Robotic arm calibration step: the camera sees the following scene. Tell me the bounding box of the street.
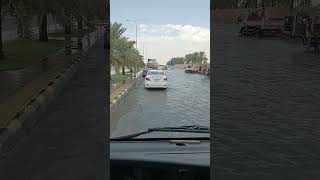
[111,69,210,138]
[212,17,320,179]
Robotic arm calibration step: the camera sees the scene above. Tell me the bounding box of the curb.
[0,54,84,153]
[110,71,143,110]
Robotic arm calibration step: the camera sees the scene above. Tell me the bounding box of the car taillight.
[145,77,150,81]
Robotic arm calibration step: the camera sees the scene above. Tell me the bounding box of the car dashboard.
[110,140,210,180]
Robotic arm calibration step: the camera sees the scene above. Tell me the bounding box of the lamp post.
[126,19,138,49]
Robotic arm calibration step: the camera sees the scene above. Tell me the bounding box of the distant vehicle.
[240,8,284,37]
[185,67,193,73]
[144,70,167,89]
[147,59,159,69]
[157,66,168,70]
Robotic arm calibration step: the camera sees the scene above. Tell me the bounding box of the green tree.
[111,22,144,76]
[171,57,185,64]
[183,51,208,65]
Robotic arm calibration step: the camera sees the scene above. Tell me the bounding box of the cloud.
[138,24,209,43]
[129,24,210,64]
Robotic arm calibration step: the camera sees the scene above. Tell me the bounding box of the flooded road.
[110,69,210,138]
[212,17,320,179]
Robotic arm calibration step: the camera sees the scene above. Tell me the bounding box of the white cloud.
[138,24,209,43]
[131,24,210,64]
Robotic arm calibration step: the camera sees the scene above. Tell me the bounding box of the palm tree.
[8,0,34,40]
[0,1,3,58]
[110,22,144,76]
[111,22,126,40]
[38,0,48,41]
[111,22,128,75]
[198,51,208,64]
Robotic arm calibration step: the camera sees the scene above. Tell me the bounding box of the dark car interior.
[111,160,209,180]
[110,136,209,180]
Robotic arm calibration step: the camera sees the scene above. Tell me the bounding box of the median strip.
[110,71,143,109]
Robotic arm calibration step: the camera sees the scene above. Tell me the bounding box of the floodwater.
[212,17,320,179]
[110,69,210,138]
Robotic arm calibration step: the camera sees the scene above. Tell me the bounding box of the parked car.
[144,70,167,89]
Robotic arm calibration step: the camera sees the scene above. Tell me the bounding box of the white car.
[144,70,167,89]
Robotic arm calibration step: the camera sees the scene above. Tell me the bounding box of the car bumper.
[144,82,167,88]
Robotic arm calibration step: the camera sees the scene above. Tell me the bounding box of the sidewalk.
[0,28,101,128]
[0,53,77,127]
[110,71,143,106]
[0,38,107,180]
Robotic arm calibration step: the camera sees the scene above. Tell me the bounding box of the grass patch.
[0,39,71,71]
[111,74,129,85]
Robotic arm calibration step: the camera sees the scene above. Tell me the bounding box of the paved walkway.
[0,39,108,180]
[0,54,75,127]
[0,29,102,128]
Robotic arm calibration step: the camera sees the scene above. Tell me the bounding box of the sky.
[110,0,210,65]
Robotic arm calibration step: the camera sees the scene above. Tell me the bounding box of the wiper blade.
[111,125,209,140]
[149,125,209,133]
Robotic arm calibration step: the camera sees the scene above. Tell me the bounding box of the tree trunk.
[65,24,71,34]
[289,0,294,16]
[0,1,3,59]
[65,10,72,34]
[78,17,83,30]
[122,66,125,75]
[115,66,120,74]
[39,13,48,42]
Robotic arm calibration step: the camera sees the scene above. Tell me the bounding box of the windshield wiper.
[111,125,209,140]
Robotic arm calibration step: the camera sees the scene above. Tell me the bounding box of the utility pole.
[142,43,144,61]
[135,22,138,49]
[126,19,141,50]
[145,48,148,63]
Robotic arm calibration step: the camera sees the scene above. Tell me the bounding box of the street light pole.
[142,43,144,61]
[146,48,148,63]
[135,22,138,49]
[126,19,139,50]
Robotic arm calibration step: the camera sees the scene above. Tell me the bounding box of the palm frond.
[9,0,34,40]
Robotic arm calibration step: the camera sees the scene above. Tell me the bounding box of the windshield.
[147,71,165,75]
[110,65,210,139]
[110,0,210,140]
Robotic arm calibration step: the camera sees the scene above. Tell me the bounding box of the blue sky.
[110,0,210,64]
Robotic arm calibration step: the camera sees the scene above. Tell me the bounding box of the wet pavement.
[212,17,320,179]
[110,69,210,138]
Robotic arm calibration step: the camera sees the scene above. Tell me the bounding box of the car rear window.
[148,71,164,75]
